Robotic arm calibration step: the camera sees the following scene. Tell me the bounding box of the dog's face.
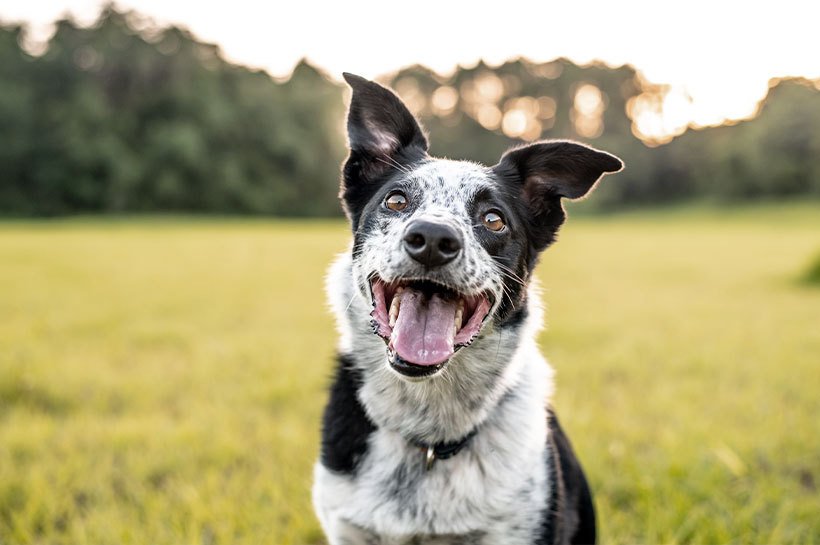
[340,73,622,381]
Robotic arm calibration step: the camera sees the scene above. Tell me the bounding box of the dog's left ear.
[493,140,623,250]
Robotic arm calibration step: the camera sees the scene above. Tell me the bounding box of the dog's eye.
[385,191,408,211]
[483,211,506,232]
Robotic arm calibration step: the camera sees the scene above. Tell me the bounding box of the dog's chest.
[314,424,549,545]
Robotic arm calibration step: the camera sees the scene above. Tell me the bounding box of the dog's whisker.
[373,155,405,174]
[383,155,411,174]
[375,154,411,175]
[496,269,527,289]
[343,290,359,313]
[499,284,516,309]
[490,259,529,287]
[491,265,527,291]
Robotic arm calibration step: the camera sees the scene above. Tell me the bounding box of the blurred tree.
[0,6,346,216]
[385,62,820,210]
[384,59,672,209]
[0,24,38,213]
[663,78,820,201]
[0,5,818,216]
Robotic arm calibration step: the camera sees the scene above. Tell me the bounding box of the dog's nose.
[403,220,462,267]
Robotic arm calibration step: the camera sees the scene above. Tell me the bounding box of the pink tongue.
[391,288,457,366]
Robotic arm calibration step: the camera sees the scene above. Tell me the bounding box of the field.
[1,204,819,544]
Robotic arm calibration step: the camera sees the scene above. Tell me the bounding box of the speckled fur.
[313,74,620,545]
[352,160,505,307]
[314,158,554,544]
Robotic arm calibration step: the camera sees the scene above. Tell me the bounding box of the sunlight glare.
[476,104,502,130]
[394,77,426,115]
[474,72,504,104]
[431,86,459,116]
[502,109,527,137]
[572,84,604,138]
[536,96,557,119]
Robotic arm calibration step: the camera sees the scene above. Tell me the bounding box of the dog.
[313,73,623,545]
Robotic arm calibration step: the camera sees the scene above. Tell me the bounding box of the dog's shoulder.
[537,410,597,545]
[320,354,376,474]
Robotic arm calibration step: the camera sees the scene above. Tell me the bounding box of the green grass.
[802,253,820,285]
[1,205,819,544]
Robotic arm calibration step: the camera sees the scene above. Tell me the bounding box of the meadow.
[1,204,818,544]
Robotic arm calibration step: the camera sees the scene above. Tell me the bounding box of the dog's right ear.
[493,140,623,253]
[341,73,428,227]
[343,73,428,165]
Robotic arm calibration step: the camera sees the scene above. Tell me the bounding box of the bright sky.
[1,0,818,137]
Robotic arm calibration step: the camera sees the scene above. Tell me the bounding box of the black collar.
[410,429,479,470]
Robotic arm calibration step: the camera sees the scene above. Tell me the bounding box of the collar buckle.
[414,428,479,471]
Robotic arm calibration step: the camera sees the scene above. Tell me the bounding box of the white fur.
[314,159,558,544]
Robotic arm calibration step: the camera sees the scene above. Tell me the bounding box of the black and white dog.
[313,73,623,545]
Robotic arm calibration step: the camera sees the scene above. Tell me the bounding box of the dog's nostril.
[438,237,460,256]
[404,232,426,250]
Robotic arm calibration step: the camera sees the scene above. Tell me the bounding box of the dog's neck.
[327,253,552,444]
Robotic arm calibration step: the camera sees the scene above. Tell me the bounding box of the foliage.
[1,206,819,543]
[659,79,820,202]
[0,6,819,216]
[802,251,820,285]
[0,8,346,216]
[383,65,820,210]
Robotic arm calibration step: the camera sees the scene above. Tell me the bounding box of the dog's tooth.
[389,291,402,327]
[453,299,465,335]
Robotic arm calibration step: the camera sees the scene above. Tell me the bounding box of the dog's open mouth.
[369,276,492,371]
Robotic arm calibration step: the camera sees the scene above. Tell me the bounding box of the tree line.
[1,6,818,216]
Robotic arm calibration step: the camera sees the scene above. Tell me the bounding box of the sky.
[1,0,818,137]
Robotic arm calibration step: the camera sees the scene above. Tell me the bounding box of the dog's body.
[313,74,622,545]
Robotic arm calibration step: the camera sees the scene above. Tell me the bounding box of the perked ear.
[492,140,623,251]
[342,73,428,177]
[493,140,623,200]
[340,73,429,229]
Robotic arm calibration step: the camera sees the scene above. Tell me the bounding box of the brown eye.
[385,191,408,211]
[483,211,505,232]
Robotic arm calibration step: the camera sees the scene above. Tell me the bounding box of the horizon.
[1,0,818,140]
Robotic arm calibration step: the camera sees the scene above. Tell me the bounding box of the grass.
[802,252,820,285]
[0,204,818,544]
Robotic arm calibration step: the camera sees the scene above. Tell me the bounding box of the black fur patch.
[467,181,550,324]
[536,410,597,545]
[343,147,428,232]
[341,73,429,231]
[320,354,376,474]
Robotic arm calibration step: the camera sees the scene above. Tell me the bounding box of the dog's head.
[340,73,622,381]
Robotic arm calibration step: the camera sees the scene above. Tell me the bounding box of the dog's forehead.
[408,159,493,206]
